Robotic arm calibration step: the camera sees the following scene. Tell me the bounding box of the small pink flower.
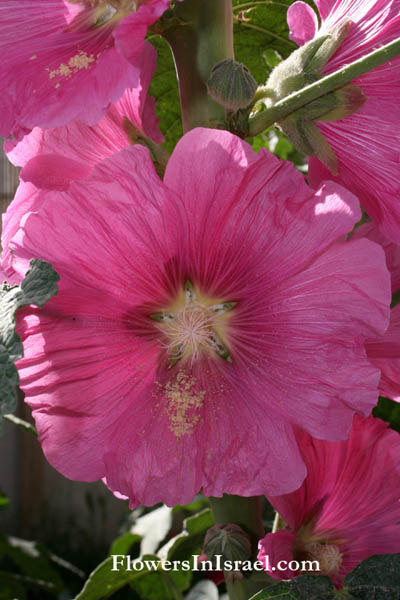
[258,415,400,587]
[287,0,400,242]
[0,0,174,138]
[6,129,390,507]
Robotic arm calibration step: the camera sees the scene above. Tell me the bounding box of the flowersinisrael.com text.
[111,554,320,574]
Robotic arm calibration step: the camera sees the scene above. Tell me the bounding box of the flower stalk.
[248,36,400,136]
[162,0,234,131]
[209,495,270,599]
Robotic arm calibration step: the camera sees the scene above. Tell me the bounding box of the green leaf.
[109,532,142,557]
[344,554,400,599]
[249,574,336,599]
[148,34,182,153]
[157,509,214,594]
[0,572,27,600]
[75,554,161,600]
[131,569,183,600]
[233,0,298,85]
[0,534,64,594]
[159,509,213,562]
[0,492,9,511]
[373,397,400,433]
[185,509,214,536]
[0,259,59,424]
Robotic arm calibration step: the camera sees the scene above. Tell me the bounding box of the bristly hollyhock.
[1,53,163,277]
[0,0,179,139]
[286,0,400,242]
[5,129,390,507]
[258,415,400,587]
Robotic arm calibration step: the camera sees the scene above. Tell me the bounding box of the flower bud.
[207,59,257,111]
[258,20,366,173]
[203,523,252,567]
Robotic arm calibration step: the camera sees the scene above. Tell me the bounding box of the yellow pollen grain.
[48,51,95,80]
[164,371,205,438]
[30,54,37,61]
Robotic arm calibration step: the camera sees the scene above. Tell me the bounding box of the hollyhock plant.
[0,0,179,139]
[258,414,400,587]
[286,0,400,242]
[4,128,391,507]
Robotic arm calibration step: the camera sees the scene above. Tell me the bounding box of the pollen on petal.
[48,51,95,80]
[161,371,205,438]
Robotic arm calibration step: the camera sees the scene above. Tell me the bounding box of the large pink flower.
[6,129,390,507]
[0,0,174,138]
[258,415,400,587]
[287,0,400,242]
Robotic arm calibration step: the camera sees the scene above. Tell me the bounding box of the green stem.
[163,0,234,132]
[248,36,400,136]
[209,495,266,600]
[209,495,264,547]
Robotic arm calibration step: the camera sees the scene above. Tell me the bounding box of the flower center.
[68,0,136,27]
[297,540,343,577]
[151,281,236,368]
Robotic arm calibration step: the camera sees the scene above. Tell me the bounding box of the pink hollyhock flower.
[352,223,400,401]
[5,129,390,507]
[1,47,162,275]
[0,0,177,138]
[258,415,400,587]
[286,0,400,242]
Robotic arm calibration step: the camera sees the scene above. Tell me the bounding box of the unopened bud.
[203,523,252,566]
[258,19,364,173]
[207,59,257,111]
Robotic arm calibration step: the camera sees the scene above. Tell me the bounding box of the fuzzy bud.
[203,523,252,567]
[259,19,366,173]
[207,59,257,111]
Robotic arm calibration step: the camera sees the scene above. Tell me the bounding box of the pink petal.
[366,304,400,402]
[313,0,336,20]
[0,0,167,136]
[4,42,162,172]
[266,415,400,586]
[352,222,400,294]
[20,155,91,191]
[287,2,319,46]
[306,0,400,241]
[257,530,297,580]
[104,360,306,507]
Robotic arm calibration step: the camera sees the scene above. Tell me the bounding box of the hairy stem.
[209,495,269,600]
[163,0,234,132]
[248,37,400,136]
